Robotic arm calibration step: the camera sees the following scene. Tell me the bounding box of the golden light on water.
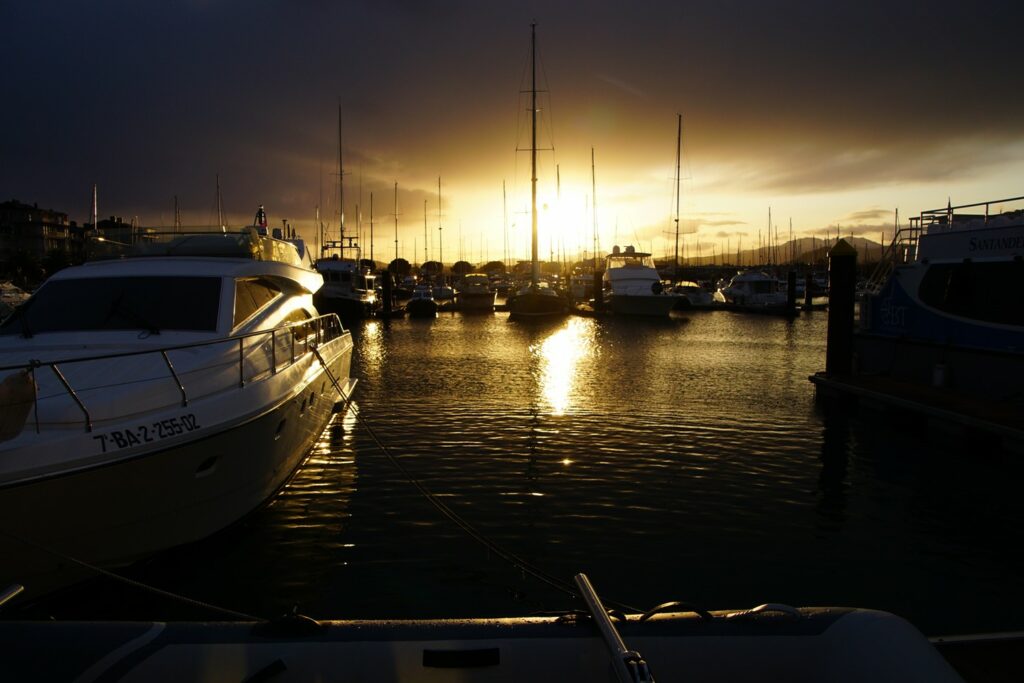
[535,318,594,416]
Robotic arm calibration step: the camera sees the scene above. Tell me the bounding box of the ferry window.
[918,261,1024,325]
[0,276,221,335]
[234,277,281,327]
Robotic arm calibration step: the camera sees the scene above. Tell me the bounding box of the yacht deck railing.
[0,314,347,435]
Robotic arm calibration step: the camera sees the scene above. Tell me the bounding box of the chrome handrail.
[3,314,346,434]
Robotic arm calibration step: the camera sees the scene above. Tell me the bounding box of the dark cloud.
[2,0,1022,249]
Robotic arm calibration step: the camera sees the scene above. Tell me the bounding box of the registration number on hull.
[92,414,201,453]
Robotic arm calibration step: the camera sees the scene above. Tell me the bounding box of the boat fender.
[650,281,663,294]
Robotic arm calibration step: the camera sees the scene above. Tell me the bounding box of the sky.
[3,0,1023,265]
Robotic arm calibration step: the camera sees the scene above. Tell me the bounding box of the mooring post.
[804,272,814,309]
[382,271,393,314]
[826,239,857,377]
[593,269,604,310]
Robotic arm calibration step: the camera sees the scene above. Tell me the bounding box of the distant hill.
[660,236,885,268]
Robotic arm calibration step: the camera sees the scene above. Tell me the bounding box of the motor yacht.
[314,254,378,320]
[405,285,439,318]
[454,273,495,312]
[602,245,677,317]
[713,270,789,308]
[0,226,356,595]
[671,280,715,310]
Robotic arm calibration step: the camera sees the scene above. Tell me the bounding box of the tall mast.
[369,192,374,263]
[502,179,508,269]
[393,181,399,262]
[437,176,443,270]
[423,199,428,265]
[338,104,345,243]
[530,22,539,286]
[674,113,682,282]
[591,147,598,269]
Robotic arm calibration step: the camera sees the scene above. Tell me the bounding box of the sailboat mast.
[423,200,428,265]
[502,179,508,270]
[674,113,681,282]
[369,192,374,263]
[530,22,539,287]
[591,147,597,269]
[437,176,443,270]
[338,104,345,243]
[393,181,399,262]
[216,173,224,229]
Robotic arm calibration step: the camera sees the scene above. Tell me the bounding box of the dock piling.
[825,240,857,377]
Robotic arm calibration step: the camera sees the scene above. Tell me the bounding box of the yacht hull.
[0,343,353,597]
[607,294,678,317]
[507,290,568,318]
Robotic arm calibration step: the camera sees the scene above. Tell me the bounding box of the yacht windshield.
[0,276,222,336]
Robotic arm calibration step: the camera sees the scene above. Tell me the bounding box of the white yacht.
[454,273,495,312]
[602,245,677,316]
[672,280,716,310]
[714,270,789,308]
[0,227,356,595]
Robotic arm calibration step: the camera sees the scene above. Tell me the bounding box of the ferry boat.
[602,245,677,317]
[857,195,1024,398]
[0,226,356,596]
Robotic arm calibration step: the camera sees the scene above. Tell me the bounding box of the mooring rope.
[0,528,260,621]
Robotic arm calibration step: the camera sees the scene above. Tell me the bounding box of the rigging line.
[312,347,642,614]
[0,527,261,621]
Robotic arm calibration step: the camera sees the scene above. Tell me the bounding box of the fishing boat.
[852,195,1024,400]
[507,24,569,320]
[602,245,678,317]
[405,285,438,318]
[0,573,966,682]
[455,273,496,312]
[0,224,356,596]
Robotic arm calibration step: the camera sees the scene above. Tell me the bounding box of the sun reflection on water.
[534,317,594,416]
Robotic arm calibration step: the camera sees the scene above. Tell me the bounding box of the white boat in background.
[405,284,438,318]
[0,225,356,596]
[602,245,678,317]
[455,273,495,312]
[714,270,789,307]
[671,280,715,310]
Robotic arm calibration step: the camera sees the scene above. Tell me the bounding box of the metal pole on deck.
[826,239,857,377]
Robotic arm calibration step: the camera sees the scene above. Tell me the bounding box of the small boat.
[405,285,438,318]
[714,270,789,309]
[455,273,496,312]
[602,245,678,317]
[0,574,966,682]
[0,224,356,596]
[671,280,715,310]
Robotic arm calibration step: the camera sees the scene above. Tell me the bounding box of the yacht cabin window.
[233,277,282,328]
[0,276,222,335]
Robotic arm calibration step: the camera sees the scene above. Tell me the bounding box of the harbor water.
[14,309,1024,636]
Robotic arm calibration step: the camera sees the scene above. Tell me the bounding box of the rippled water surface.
[20,309,1024,635]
